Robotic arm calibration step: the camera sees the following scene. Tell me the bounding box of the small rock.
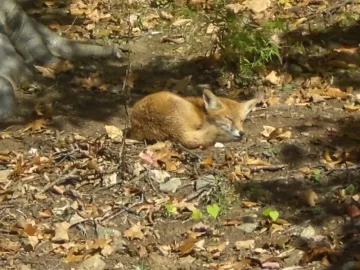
[159,178,182,193]
[235,239,255,250]
[114,262,125,269]
[0,169,11,181]
[77,255,106,270]
[237,222,258,233]
[243,0,271,13]
[311,94,325,103]
[214,142,225,148]
[300,225,315,240]
[195,174,216,190]
[148,169,170,183]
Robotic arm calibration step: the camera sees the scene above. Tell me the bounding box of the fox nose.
[236,130,245,137]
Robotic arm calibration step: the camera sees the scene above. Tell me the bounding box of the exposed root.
[0,0,123,118]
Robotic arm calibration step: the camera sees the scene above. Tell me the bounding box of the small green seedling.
[313,169,321,182]
[262,207,279,222]
[165,203,177,215]
[206,204,220,219]
[191,208,203,220]
[345,184,356,195]
[133,260,149,270]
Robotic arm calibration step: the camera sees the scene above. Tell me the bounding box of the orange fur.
[128,90,259,149]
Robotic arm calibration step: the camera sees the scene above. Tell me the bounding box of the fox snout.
[230,129,245,138]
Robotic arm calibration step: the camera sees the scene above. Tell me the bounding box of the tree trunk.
[0,0,122,118]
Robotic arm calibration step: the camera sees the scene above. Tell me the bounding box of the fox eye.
[225,117,233,123]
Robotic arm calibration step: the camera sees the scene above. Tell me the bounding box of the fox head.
[203,89,260,140]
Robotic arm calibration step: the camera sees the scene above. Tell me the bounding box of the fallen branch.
[100,198,144,223]
[36,169,79,195]
[250,164,287,172]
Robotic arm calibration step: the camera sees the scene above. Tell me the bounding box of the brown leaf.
[223,219,243,226]
[52,222,70,243]
[124,222,144,240]
[201,156,213,168]
[301,189,319,207]
[266,96,280,106]
[34,65,56,79]
[241,201,259,208]
[344,203,360,218]
[246,157,271,166]
[139,141,181,171]
[300,247,336,265]
[235,239,255,250]
[22,118,48,132]
[178,237,195,256]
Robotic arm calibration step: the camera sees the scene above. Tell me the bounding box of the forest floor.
[1,0,360,269]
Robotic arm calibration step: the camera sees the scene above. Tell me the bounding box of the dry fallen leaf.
[139,141,181,171]
[22,118,48,132]
[266,96,280,106]
[235,239,255,250]
[172,19,192,27]
[265,71,281,85]
[52,221,71,243]
[105,125,123,140]
[246,157,271,166]
[301,189,319,207]
[243,0,271,13]
[124,222,144,240]
[178,237,195,256]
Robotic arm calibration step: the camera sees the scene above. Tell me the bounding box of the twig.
[250,164,287,172]
[117,7,133,172]
[326,165,360,175]
[177,143,202,160]
[92,171,147,193]
[100,197,144,223]
[301,0,355,24]
[36,169,78,195]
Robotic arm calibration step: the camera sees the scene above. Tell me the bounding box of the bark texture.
[0,0,122,118]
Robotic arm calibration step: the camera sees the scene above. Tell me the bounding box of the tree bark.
[0,0,122,118]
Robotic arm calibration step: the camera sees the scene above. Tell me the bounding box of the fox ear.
[203,90,223,111]
[240,98,258,119]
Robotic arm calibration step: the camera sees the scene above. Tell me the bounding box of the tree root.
[0,0,124,118]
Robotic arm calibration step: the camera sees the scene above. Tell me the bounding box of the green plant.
[345,184,356,195]
[206,203,220,219]
[133,260,150,270]
[192,208,203,220]
[262,207,280,222]
[174,6,197,19]
[214,4,285,84]
[312,168,321,183]
[165,203,177,216]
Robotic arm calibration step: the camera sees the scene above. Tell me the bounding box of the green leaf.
[206,204,220,219]
[165,203,176,214]
[269,210,279,221]
[262,207,274,216]
[191,208,203,220]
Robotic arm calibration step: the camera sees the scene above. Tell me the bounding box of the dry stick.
[36,168,78,195]
[93,171,147,193]
[250,164,287,172]
[177,143,202,160]
[100,199,144,223]
[118,9,133,172]
[301,0,355,23]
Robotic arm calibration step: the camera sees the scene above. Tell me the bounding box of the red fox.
[128,90,262,149]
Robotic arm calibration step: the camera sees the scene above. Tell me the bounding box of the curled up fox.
[128,89,262,149]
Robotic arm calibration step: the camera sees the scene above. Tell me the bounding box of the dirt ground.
[1,1,360,270]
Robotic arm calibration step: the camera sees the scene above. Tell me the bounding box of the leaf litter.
[1,0,360,269]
